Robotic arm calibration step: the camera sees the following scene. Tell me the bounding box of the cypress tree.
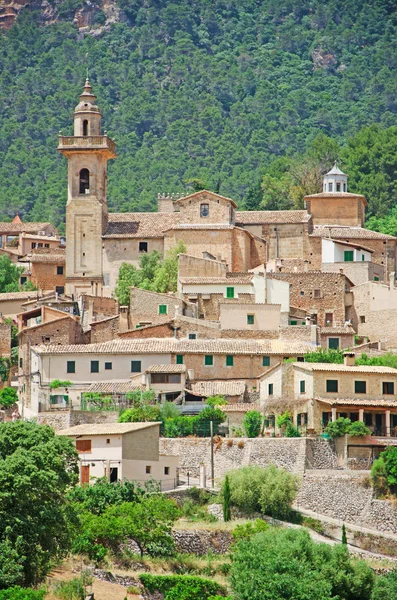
[223,474,231,522]
[341,523,347,545]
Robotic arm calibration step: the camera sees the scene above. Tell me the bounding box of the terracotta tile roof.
[323,239,374,253]
[164,224,235,231]
[174,190,238,208]
[0,222,52,234]
[320,326,355,335]
[305,192,366,201]
[180,276,253,285]
[235,210,310,225]
[317,397,397,408]
[27,253,66,264]
[311,226,396,241]
[0,291,40,302]
[104,212,180,238]
[294,363,397,374]
[146,364,186,373]
[87,381,141,393]
[57,422,161,436]
[221,402,260,412]
[189,380,246,397]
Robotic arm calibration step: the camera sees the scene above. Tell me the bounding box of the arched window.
[79,169,90,194]
[82,120,88,136]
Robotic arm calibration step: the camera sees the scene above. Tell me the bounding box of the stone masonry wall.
[90,316,120,343]
[31,262,65,292]
[38,410,118,431]
[0,323,11,357]
[159,437,307,478]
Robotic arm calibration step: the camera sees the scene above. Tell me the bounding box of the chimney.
[119,305,130,332]
[157,193,175,213]
[339,268,344,275]
[343,351,355,367]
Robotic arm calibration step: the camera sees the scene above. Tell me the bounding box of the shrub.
[348,421,371,437]
[232,519,269,541]
[206,395,227,407]
[342,523,347,545]
[54,573,92,600]
[118,404,160,422]
[371,457,389,496]
[303,348,344,363]
[276,411,292,430]
[160,402,180,421]
[232,426,244,437]
[49,379,72,390]
[325,417,351,438]
[139,574,226,600]
[0,387,18,408]
[371,446,397,495]
[285,422,301,437]
[243,410,262,438]
[126,585,141,594]
[0,589,46,600]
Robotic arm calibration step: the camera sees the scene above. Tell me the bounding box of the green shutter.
[247,314,254,325]
[328,338,340,349]
[159,304,167,315]
[290,320,297,326]
[226,355,234,366]
[176,354,184,365]
[300,380,305,393]
[344,250,354,262]
[226,287,235,298]
[263,356,270,367]
[204,355,213,366]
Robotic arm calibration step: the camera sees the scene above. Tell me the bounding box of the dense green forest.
[2,0,397,231]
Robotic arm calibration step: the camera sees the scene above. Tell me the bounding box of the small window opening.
[79,168,90,194]
[200,203,209,217]
[83,120,88,136]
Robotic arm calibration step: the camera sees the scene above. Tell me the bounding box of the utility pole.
[210,420,214,488]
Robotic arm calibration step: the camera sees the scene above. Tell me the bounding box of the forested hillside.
[2,0,397,230]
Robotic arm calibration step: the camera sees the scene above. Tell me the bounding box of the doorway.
[81,465,89,486]
[110,467,118,483]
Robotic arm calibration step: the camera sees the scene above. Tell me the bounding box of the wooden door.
[81,465,90,486]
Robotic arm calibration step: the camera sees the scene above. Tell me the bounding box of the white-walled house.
[57,422,179,489]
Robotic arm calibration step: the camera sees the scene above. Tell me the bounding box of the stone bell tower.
[58,79,116,297]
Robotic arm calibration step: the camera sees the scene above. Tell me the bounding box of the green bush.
[222,474,231,522]
[243,410,262,438]
[54,573,92,600]
[285,422,301,437]
[206,395,227,407]
[276,411,292,430]
[0,387,18,408]
[371,446,397,495]
[139,574,226,599]
[325,417,351,438]
[0,589,46,600]
[348,421,371,437]
[303,348,345,363]
[232,519,269,541]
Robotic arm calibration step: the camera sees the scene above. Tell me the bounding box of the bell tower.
[58,79,116,297]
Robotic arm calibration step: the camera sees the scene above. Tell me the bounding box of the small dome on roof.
[326,162,346,176]
[323,162,348,193]
[74,79,100,114]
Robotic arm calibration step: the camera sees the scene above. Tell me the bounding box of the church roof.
[235,210,310,225]
[104,212,180,238]
[311,226,396,241]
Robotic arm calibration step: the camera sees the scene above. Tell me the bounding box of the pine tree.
[341,523,347,545]
[223,474,231,522]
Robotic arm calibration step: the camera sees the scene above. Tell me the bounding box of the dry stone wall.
[38,409,118,431]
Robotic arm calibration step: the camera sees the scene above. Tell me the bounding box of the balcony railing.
[58,135,116,155]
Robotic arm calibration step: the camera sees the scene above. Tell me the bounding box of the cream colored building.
[57,422,179,489]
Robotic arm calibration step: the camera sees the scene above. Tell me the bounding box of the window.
[83,119,88,136]
[55,286,64,295]
[374,276,380,282]
[105,362,112,370]
[313,289,321,298]
[336,182,341,192]
[247,314,254,325]
[76,439,91,452]
[355,381,366,394]
[300,291,304,296]
[362,254,365,261]
[226,355,234,366]
[364,413,373,426]
[328,338,340,350]
[188,333,196,339]
[19,357,23,368]
[164,467,169,475]
[297,356,304,362]
[204,355,213,366]
[131,360,141,373]
[20,276,27,285]
[326,380,338,393]
[344,250,354,262]
[290,320,298,326]
[300,380,305,394]
[383,382,395,395]
[79,168,90,194]
[325,313,333,325]
[263,356,270,367]
[106,438,110,444]
[139,241,148,253]
[343,183,347,192]
[90,360,99,373]
[328,182,333,192]
[67,361,75,374]
[200,203,209,217]
[268,383,274,395]
[226,287,235,298]
[57,266,64,275]
[176,354,184,364]
[360,315,366,324]
[151,373,181,384]
[158,304,168,315]
[146,466,151,474]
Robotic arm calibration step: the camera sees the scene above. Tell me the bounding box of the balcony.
[57,135,116,157]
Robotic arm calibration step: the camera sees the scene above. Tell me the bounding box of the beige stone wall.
[231,228,251,271]
[219,303,281,331]
[119,323,174,339]
[320,332,354,349]
[311,369,397,400]
[176,192,233,225]
[178,254,227,279]
[122,425,160,461]
[31,262,65,292]
[164,229,233,269]
[90,317,119,343]
[102,237,165,292]
[322,262,384,285]
[0,323,11,357]
[262,223,309,260]
[81,294,118,318]
[270,272,348,326]
[307,195,364,227]
[349,282,397,348]
[250,235,267,269]
[130,288,186,326]
[187,293,255,321]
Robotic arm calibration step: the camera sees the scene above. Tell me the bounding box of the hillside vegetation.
[2,1,397,230]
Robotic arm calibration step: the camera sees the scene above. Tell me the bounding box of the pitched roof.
[87,381,142,394]
[147,364,186,373]
[174,190,238,208]
[221,402,260,412]
[189,380,246,397]
[34,338,312,356]
[236,210,310,225]
[104,212,180,238]
[57,422,161,436]
[164,224,235,231]
[293,363,397,374]
[323,238,374,253]
[311,226,396,241]
[180,275,253,285]
[0,222,52,234]
[320,326,355,335]
[0,291,39,302]
[27,253,66,264]
[317,397,397,408]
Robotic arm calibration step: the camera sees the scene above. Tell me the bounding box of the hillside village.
[4,80,397,598]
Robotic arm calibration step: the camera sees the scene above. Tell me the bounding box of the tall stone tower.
[58,79,116,297]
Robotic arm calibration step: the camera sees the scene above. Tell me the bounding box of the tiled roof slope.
[57,422,161,436]
[294,363,397,374]
[318,397,397,407]
[0,291,39,301]
[0,222,52,234]
[180,276,253,285]
[235,210,310,224]
[104,212,180,238]
[147,364,186,373]
[35,338,312,355]
[311,226,396,241]
[190,380,246,397]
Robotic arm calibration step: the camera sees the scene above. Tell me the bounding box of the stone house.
[129,287,195,328]
[0,291,43,319]
[20,248,66,293]
[260,353,397,437]
[0,215,58,255]
[144,364,187,402]
[27,337,313,416]
[320,238,384,285]
[57,422,179,489]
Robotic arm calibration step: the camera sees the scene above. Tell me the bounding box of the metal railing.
[58,135,116,154]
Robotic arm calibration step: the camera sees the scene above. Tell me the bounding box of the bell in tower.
[58,80,117,298]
